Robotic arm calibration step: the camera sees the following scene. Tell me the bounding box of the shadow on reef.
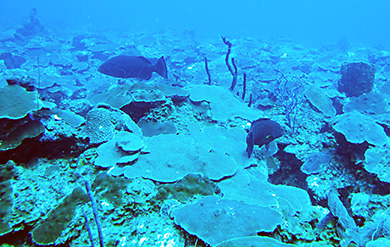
[0,232,71,247]
[0,226,35,247]
[334,131,390,196]
[0,225,70,247]
[0,135,87,165]
[268,143,308,190]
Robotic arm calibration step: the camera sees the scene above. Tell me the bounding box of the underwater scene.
[1,0,390,246]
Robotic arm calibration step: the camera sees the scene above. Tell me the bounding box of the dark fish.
[98,55,168,80]
[246,118,283,158]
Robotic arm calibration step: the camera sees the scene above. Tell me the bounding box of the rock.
[0,52,26,69]
[91,173,129,207]
[0,180,13,237]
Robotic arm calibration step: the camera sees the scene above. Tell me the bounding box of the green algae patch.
[32,187,89,245]
[157,174,219,202]
[92,172,129,207]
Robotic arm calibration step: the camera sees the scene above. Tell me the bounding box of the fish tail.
[155,56,168,79]
[246,131,254,158]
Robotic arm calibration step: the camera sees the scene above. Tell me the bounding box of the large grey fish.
[98,55,168,80]
[246,118,283,158]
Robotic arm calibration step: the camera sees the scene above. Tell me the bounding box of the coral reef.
[2,24,390,247]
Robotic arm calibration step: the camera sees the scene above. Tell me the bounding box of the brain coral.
[80,104,142,144]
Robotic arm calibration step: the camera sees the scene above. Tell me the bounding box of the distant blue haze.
[0,0,389,47]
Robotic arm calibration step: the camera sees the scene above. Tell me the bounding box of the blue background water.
[1,0,389,47]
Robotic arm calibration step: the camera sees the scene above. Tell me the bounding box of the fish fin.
[136,56,152,64]
[246,131,254,158]
[155,56,168,79]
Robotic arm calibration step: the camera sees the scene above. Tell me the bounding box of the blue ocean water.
[1,1,390,247]
[1,0,389,46]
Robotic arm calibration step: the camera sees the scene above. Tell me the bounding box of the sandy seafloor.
[1,18,390,247]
